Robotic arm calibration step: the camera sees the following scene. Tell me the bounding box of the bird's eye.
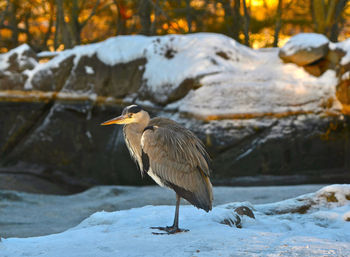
[128,114,133,118]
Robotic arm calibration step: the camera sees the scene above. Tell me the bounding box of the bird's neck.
[123,120,149,166]
[125,122,147,134]
[125,114,150,133]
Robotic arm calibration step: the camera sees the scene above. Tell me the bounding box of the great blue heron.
[101,105,213,234]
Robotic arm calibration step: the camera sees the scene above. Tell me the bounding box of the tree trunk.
[312,0,342,38]
[24,12,32,47]
[273,0,283,47]
[242,0,250,46]
[42,0,55,51]
[185,0,192,33]
[70,0,81,46]
[139,0,152,35]
[114,0,127,35]
[55,0,72,49]
[232,0,241,42]
[9,0,19,48]
[330,0,348,42]
[151,0,160,34]
[221,0,233,37]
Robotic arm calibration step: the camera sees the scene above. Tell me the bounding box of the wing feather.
[141,118,213,211]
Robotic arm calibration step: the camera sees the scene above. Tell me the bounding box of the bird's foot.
[150,226,189,235]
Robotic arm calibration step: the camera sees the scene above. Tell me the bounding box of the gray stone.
[62,54,146,98]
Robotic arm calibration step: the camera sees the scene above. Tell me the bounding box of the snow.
[330,38,350,65]
[1,184,325,238]
[84,65,94,74]
[1,185,349,256]
[37,51,59,58]
[174,49,341,119]
[280,33,329,56]
[141,33,255,103]
[0,44,35,71]
[342,71,350,80]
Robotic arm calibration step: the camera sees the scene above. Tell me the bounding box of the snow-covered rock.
[329,38,350,114]
[1,184,349,257]
[0,44,38,90]
[279,33,329,66]
[331,38,350,66]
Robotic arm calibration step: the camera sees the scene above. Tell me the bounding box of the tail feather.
[166,169,213,212]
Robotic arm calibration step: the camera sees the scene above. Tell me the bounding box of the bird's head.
[101,105,149,126]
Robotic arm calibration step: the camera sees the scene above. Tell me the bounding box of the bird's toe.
[150,226,189,235]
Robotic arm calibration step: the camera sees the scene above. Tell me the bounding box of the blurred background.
[0,0,349,52]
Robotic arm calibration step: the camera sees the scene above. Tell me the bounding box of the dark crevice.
[1,100,55,163]
[218,119,279,156]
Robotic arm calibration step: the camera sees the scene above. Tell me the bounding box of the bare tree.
[232,0,241,42]
[220,0,234,37]
[139,0,152,35]
[185,0,193,32]
[69,0,101,46]
[330,0,348,41]
[54,0,71,49]
[113,0,128,35]
[273,0,283,47]
[9,0,19,47]
[242,0,250,46]
[150,0,161,34]
[311,0,348,40]
[42,0,55,50]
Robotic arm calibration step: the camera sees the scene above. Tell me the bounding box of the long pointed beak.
[101,115,128,126]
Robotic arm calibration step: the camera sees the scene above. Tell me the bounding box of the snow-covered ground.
[0,184,326,238]
[1,185,349,257]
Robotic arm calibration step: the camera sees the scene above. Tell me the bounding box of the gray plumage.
[102,104,213,233]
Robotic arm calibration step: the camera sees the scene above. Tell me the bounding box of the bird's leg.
[151,194,189,235]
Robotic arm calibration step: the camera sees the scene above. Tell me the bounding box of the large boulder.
[279,33,329,66]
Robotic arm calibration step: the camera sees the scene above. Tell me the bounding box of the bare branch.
[81,0,101,29]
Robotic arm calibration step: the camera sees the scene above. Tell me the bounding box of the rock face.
[0,33,350,194]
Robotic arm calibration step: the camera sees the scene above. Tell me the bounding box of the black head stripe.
[122,105,142,115]
[128,105,142,114]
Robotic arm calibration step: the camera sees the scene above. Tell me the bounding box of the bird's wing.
[141,118,212,211]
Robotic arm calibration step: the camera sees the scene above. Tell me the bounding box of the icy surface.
[1,185,349,256]
[280,33,329,56]
[0,185,325,238]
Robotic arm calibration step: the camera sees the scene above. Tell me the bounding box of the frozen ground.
[1,185,350,256]
[0,184,325,238]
